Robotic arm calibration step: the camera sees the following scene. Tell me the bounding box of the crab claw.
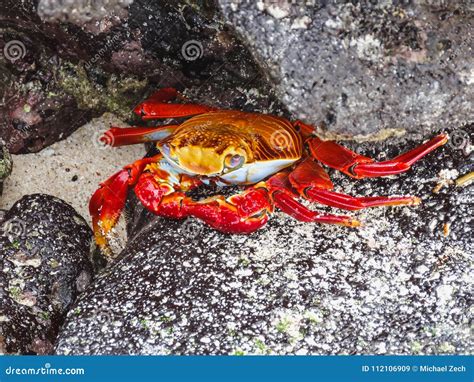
[183,187,273,234]
[89,169,131,256]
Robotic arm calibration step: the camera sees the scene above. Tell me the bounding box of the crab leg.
[134,87,216,120]
[272,190,361,226]
[91,156,269,252]
[293,120,317,139]
[266,172,360,227]
[101,125,178,147]
[89,169,131,252]
[89,155,169,255]
[307,133,448,178]
[288,158,420,211]
[304,189,420,211]
[137,172,359,233]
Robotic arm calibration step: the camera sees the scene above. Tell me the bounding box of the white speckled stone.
[1,194,94,354]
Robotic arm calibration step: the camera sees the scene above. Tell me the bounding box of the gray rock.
[0,194,94,354]
[55,126,472,355]
[38,0,133,32]
[2,0,472,153]
[219,1,474,137]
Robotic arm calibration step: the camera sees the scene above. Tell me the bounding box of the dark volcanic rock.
[0,0,282,153]
[55,126,472,355]
[0,194,94,354]
[0,0,101,153]
[219,1,474,138]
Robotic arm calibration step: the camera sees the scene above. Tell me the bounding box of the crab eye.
[225,154,244,169]
[161,144,178,161]
[161,144,171,156]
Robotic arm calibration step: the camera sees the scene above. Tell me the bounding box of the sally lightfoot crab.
[90,88,448,254]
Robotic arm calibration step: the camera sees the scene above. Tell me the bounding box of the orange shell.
[163,110,303,163]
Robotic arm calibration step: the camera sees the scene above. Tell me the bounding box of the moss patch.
[58,62,147,120]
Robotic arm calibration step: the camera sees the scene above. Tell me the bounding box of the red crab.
[90,88,448,254]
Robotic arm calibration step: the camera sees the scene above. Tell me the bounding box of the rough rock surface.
[0,0,99,153]
[37,0,133,30]
[0,194,94,354]
[2,1,472,153]
[55,126,472,355]
[219,1,474,137]
[0,141,12,195]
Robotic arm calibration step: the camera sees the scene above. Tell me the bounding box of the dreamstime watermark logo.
[2,40,26,63]
[91,306,114,325]
[4,363,85,376]
[270,129,293,151]
[1,217,27,241]
[353,142,370,157]
[84,34,122,69]
[181,218,203,238]
[181,40,203,61]
[448,129,470,151]
[92,129,114,150]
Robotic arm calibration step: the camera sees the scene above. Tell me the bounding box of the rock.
[2,1,472,152]
[37,0,133,34]
[0,0,100,154]
[219,1,474,138]
[0,0,282,153]
[0,142,13,196]
[55,126,472,355]
[0,194,94,354]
